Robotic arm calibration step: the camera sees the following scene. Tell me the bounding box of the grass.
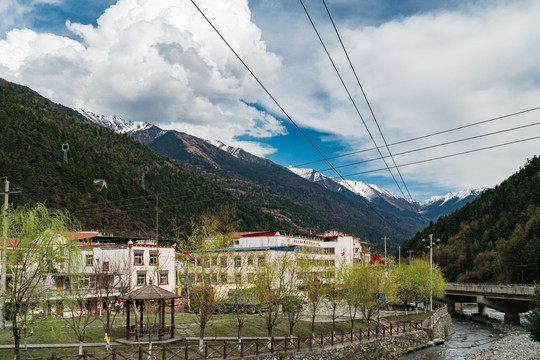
[0,311,425,359]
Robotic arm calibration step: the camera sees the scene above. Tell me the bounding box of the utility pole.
[423,234,440,312]
[0,178,20,329]
[398,246,401,264]
[383,236,387,260]
[406,249,413,265]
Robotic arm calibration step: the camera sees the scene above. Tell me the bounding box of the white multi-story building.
[183,229,371,299]
[236,229,371,266]
[48,231,177,314]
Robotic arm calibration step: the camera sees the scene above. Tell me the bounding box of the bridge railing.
[447,283,537,296]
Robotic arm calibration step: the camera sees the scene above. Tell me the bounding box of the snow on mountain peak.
[77,109,152,134]
[421,188,487,206]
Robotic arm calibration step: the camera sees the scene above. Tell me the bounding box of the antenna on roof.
[61,144,70,163]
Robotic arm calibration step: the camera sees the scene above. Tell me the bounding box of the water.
[402,304,504,360]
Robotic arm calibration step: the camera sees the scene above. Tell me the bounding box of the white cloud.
[1,0,540,195]
[251,0,540,195]
[0,0,286,150]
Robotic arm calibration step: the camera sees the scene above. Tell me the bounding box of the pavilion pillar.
[159,300,164,341]
[126,300,131,340]
[171,299,175,338]
[140,301,144,332]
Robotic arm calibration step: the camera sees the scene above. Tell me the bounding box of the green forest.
[0,78,281,238]
[403,156,540,284]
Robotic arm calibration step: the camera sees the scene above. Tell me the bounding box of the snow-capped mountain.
[288,166,486,221]
[80,109,485,227]
[77,109,152,134]
[209,140,276,168]
[77,109,164,144]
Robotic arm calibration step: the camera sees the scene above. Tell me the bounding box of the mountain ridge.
[78,109,484,248]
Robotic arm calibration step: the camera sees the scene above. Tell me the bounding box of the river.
[402,304,509,360]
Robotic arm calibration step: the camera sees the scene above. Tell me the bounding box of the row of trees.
[179,215,447,349]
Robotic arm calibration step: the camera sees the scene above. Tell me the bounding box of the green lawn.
[0,311,424,359]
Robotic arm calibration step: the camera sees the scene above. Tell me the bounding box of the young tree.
[526,287,540,342]
[296,249,325,337]
[342,264,364,331]
[228,251,259,344]
[391,263,414,315]
[392,259,446,314]
[253,250,294,339]
[322,282,343,335]
[5,204,79,359]
[180,213,233,350]
[356,264,380,326]
[280,254,301,337]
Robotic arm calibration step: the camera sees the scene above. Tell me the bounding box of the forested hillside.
[0,79,280,237]
[403,156,540,283]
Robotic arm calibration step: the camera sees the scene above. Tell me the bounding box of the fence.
[18,321,422,360]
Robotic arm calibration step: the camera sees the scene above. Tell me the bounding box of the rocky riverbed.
[465,323,540,360]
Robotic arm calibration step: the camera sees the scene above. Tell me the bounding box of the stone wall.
[239,331,429,360]
[431,312,454,339]
[422,302,454,339]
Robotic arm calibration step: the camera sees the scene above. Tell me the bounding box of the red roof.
[238,231,279,238]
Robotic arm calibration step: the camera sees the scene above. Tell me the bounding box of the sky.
[1,0,539,200]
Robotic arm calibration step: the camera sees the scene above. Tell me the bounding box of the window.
[247,257,253,265]
[204,259,210,268]
[159,271,169,285]
[235,257,241,267]
[75,276,96,289]
[149,251,158,266]
[258,256,265,266]
[102,261,110,272]
[235,274,241,283]
[212,274,218,283]
[221,274,227,283]
[197,258,202,267]
[137,271,147,286]
[220,257,227,267]
[86,254,93,266]
[134,250,144,265]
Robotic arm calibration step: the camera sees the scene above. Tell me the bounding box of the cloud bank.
[1,0,539,196]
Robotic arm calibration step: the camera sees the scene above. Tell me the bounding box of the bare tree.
[94,256,130,350]
[61,273,98,355]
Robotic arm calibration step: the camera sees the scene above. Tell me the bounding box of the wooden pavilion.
[122,283,180,341]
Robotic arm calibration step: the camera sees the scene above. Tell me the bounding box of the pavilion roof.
[122,283,179,300]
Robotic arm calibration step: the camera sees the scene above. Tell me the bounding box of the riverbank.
[464,318,540,359]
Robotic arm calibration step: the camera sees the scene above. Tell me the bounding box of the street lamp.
[422,234,439,311]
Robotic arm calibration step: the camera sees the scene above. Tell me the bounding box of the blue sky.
[1,0,540,200]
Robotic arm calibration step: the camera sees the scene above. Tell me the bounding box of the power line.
[189,0,389,223]
[313,120,540,173]
[295,105,540,168]
[319,0,418,210]
[338,134,540,178]
[297,0,409,203]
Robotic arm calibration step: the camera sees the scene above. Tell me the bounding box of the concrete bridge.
[442,283,537,325]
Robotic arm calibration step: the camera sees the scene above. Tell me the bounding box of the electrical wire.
[319,0,418,210]
[295,105,540,168]
[313,120,540,173]
[298,0,408,201]
[338,134,540,178]
[189,0,389,223]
